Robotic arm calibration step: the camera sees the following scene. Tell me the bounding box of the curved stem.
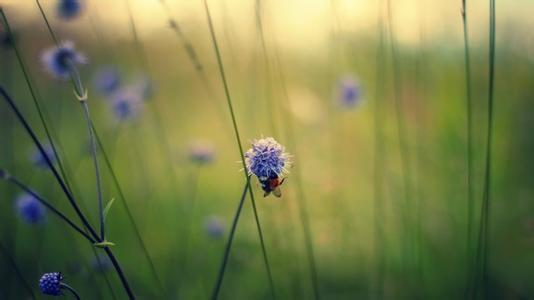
[202,1,276,298]
[3,175,95,243]
[81,101,105,241]
[103,247,136,299]
[0,86,99,241]
[61,283,80,300]
[211,180,249,300]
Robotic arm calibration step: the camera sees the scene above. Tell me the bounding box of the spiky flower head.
[57,0,84,20]
[337,76,362,108]
[244,137,290,180]
[31,144,56,168]
[41,41,86,79]
[15,193,46,224]
[110,88,143,121]
[188,140,216,165]
[93,66,121,96]
[39,272,63,296]
[204,216,225,239]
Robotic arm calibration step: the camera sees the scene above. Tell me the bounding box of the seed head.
[39,272,63,296]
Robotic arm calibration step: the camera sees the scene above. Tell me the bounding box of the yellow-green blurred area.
[1,0,534,299]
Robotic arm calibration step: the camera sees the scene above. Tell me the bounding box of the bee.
[260,175,286,198]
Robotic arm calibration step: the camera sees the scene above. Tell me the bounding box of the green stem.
[272,50,321,300]
[0,241,36,299]
[211,180,249,299]
[461,0,476,297]
[3,174,96,243]
[474,0,496,298]
[60,283,80,300]
[202,0,276,298]
[373,1,386,298]
[385,0,414,280]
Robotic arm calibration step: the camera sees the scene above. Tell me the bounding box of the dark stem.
[81,101,105,241]
[91,123,165,295]
[211,180,249,300]
[3,175,95,243]
[0,9,72,193]
[0,242,36,299]
[103,247,136,299]
[0,86,99,241]
[61,283,80,300]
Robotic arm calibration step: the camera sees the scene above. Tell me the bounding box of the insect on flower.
[244,137,291,198]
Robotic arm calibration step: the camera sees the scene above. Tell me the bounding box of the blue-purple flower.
[188,141,216,165]
[57,0,84,20]
[41,41,86,79]
[39,272,63,296]
[205,216,225,239]
[244,137,290,180]
[31,144,56,168]
[337,76,362,108]
[93,66,121,96]
[15,193,46,224]
[110,88,143,121]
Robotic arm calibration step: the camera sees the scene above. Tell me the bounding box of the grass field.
[1,0,534,299]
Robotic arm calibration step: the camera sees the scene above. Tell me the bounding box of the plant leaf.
[103,197,115,222]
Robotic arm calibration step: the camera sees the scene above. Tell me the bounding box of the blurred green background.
[1,0,534,299]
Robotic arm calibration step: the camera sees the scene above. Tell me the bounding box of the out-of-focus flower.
[93,66,121,96]
[15,193,46,224]
[204,216,225,239]
[31,144,56,168]
[110,88,143,121]
[57,0,84,20]
[39,272,63,296]
[244,137,290,180]
[132,74,153,101]
[41,41,86,79]
[336,76,362,108]
[188,140,216,165]
[91,254,112,273]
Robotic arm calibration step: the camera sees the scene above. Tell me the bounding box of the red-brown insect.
[260,176,286,198]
